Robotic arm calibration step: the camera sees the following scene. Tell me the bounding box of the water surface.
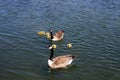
[0,0,120,80]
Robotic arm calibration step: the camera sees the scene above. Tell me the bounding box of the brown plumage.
[52,30,65,41]
[49,55,75,69]
[48,46,75,69]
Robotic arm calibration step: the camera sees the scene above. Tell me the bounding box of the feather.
[52,30,65,41]
[48,54,75,69]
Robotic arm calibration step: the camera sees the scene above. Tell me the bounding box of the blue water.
[0,0,120,80]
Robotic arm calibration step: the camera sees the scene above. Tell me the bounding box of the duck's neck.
[49,48,54,60]
[50,31,53,44]
[50,31,53,39]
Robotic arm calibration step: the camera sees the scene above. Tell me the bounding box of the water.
[0,0,120,80]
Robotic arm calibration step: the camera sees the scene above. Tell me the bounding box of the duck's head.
[49,29,53,32]
[48,44,57,49]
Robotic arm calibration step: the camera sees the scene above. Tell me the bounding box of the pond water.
[0,0,120,80]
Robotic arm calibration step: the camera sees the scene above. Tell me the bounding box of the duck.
[67,43,72,48]
[37,31,45,36]
[49,30,65,41]
[48,45,75,69]
[45,32,51,39]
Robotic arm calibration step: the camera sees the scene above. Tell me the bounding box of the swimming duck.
[37,31,45,36]
[48,45,75,69]
[67,43,72,48]
[50,30,65,41]
[45,32,51,39]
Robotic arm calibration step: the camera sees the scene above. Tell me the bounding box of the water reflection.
[48,65,77,80]
[48,70,55,80]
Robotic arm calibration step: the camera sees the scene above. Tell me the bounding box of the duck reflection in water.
[48,70,55,80]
